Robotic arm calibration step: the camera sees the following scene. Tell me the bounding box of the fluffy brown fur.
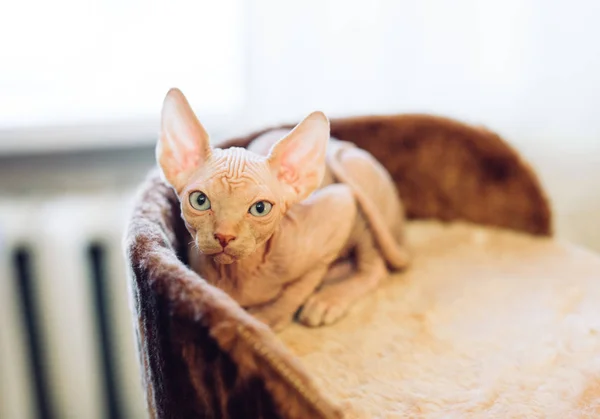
[125,114,552,419]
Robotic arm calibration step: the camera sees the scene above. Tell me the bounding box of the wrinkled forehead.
[184,147,275,196]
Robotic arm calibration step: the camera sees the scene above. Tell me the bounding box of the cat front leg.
[247,265,329,332]
[298,213,389,327]
[299,256,386,327]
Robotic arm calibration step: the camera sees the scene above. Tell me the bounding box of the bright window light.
[0,0,245,130]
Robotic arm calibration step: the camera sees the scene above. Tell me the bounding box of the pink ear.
[267,111,330,204]
[156,88,211,193]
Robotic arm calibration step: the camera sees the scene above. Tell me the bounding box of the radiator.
[0,192,147,419]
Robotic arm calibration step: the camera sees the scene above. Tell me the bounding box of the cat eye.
[249,201,272,217]
[189,191,211,211]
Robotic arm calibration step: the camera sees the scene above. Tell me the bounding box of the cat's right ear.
[156,88,211,194]
[267,111,330,206]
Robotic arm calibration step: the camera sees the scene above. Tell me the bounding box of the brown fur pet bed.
[126,115,600,418]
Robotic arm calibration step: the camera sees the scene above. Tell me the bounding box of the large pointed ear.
[267,111,330,204]
[156,88,211,194]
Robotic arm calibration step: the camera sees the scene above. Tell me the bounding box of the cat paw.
[248,306,293,332]
[298,293,350,327]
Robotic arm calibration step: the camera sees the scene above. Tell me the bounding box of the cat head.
[156,88,329,264]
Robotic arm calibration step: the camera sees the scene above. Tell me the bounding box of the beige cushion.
[280,221,600,417]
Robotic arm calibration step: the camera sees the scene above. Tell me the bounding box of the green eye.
[249,201,272,217]
[189,191,211,211]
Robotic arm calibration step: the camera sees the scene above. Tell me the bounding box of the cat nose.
[214,233,236,247]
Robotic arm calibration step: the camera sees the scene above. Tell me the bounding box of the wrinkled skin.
[157,88,409,331]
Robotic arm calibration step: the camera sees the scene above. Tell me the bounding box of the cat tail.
[326,141,410,271]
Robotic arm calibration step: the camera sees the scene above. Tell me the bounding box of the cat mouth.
[207,249,234,256]
[204,248,226,255]
[203,247,240,263]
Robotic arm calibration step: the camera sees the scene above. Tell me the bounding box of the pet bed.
[125,115,600,418]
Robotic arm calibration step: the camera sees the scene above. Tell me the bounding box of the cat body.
[157,88,409,331]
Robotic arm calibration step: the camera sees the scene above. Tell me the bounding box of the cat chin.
[213,253,237,264]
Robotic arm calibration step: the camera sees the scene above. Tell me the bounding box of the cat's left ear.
[267,111,330,205]
[156,88,212,194]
